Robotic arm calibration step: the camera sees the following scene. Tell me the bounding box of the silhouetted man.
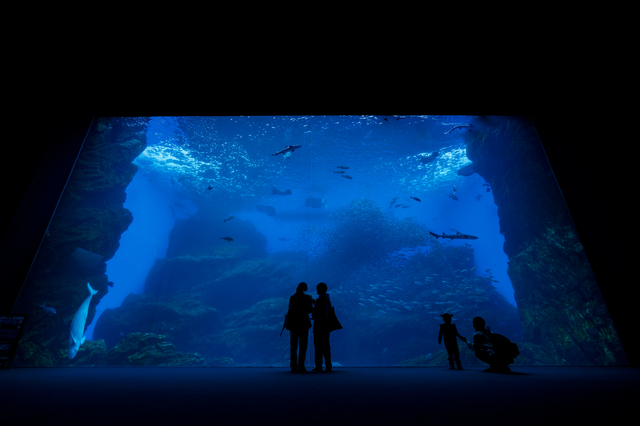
[312,282,332,372]
[438,313,467,370]
[287,282,314,373]
[467,316,511,373]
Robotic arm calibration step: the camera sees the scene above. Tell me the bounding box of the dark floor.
[1,366,638,425]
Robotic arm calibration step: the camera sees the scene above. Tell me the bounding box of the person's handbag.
[328,306,343,332]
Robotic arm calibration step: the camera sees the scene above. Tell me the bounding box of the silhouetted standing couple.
[287,282,333,373]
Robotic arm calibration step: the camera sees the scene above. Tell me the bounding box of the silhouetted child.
[438,313,467,370]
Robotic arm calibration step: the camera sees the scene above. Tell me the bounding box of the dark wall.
[1,114,635,364]
[1,116,92,314]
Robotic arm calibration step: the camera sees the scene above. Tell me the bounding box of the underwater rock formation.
[165,207,268,259]
[94,291,220,352]
[205,298,290,366]
[100,332,204,366]
[11,117,149,367]
[463,116,627,365]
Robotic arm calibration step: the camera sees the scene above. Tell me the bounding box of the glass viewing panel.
[11,116,627,367]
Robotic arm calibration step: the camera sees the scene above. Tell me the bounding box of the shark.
[271,145,301,156]
[68,282,98,359]
[429,231,478,240]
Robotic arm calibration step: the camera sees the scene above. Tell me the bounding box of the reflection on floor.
[1,366,637,425]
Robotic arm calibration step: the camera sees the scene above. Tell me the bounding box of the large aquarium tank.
[10,115,627,367]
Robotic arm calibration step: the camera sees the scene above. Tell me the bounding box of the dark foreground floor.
[1,366,638,425]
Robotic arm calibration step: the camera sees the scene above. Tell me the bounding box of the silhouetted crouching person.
[467,316,513,373]
[312,282,332,372]
[287,282,314,373]
[438,313,467,370]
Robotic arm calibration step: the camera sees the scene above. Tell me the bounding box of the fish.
[278,238,290,241]
[271,145,301,156]
[486,187,491,192]
[337,166,349,169]
[389,197,398,208]
[419,151,439,164]
[171,175,192,185]
[448,193,459,201]
[444,124,473,134]
[68,283,98,359]
[334,171,345,174]
[221,237,233,242]
[256,205,282,225]
[410,197,421,202]
[475,194,482,201]
[460,269,468,272]
[224,215,235,222]
[39,302,56,316]
[453,185,457,194]
[272,186,292,196]
[359,303,366,307]
[207,185,213,190]
[68,247,104,272]
[457,164,476,177]
[429,231,478,240]
[297,197,327,209]
[402,205,409,208]
[342,175,352,179]
[482,183,490,187]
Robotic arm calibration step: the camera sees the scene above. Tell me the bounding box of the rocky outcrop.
[206,298,290,366]
[463,116,627,365]
[12,117,149,367]
[93,291,220,352]
[100,332,204,366]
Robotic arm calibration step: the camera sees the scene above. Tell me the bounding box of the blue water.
[85,169,196,340]
[89,115,521,364]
